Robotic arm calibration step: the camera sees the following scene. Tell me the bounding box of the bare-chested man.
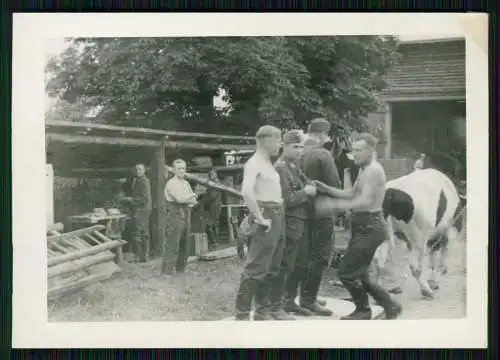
[234,125,285,321]
[314,133,403,320]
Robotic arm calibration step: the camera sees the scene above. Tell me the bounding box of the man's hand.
[304,184,317,196]
[312,180,329,193]
[255,217,272,232]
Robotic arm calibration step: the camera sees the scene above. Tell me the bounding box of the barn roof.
[382,38,465,102]
[46,120,255,178]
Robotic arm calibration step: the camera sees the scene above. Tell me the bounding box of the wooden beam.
[151,140,166,256]
[47,239,125,267]
[47,225,106,242]
[46,133,161,147]
[46,120,255,141]
[48,253,116,279]
[165,141,255,151]
[46,133,255,151]
[48,272,115,300]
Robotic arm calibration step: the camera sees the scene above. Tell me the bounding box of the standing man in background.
[273,130,318,319]
[234,125,284,321]
[205,169,223,250]
[162,159,198,275]
[298,118,342,316]
[121,163,152,263]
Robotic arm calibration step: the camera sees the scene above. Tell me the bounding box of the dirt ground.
[48,233,467,322]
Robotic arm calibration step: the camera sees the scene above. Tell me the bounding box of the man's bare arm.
[313,180,355,199]
[241,164,266,223]
[332,166,384,210]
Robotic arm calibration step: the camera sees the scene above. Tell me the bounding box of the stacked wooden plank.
[47,224,126,300]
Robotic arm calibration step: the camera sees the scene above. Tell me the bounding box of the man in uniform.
[234,125,284,321]
[205,169,223,250]
[297,118,342,316]
[161,159,198,275]
[121,163,152,263]
[273,130,318,319]
[314,133,403,320]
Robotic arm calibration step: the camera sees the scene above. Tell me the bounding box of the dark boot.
[301,267,332,316]
[269,272,295,320]
[384,301,403,320]
[161,258,175,275]
[206,226,216,250]
[340,278,372,320]
[361,279,395,310]
[361,276,403,319]
[235,277,258,320]
[175,253,187,273]
[341,308,372,320]
[283,267,313,316]
[140,237,150,263]
[133,241,143,263]
[254,277,273,320]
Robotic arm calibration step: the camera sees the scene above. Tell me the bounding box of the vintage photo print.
[12,13,488,348]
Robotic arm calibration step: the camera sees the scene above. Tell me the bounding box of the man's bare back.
[351,161,386,213]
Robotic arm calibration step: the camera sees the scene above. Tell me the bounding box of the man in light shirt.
[161,159,198,275]
[234,125,285,321]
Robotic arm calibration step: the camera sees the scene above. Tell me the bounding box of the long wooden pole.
[48,253,116,278]
[47,225,106,242]
[164,165,243,199]
[48,272,115,300]
[47,240,125,267]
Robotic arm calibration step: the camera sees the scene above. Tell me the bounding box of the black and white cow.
[375,168,463,299]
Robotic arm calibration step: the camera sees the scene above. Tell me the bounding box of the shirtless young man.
[314,133,403,320]
[234,125,285,321]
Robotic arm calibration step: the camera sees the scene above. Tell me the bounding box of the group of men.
[234,118,403,321]
[122,159,221,274]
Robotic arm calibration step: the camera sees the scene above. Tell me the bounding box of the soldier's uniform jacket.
[274,157,312,219]
[130,176,152,212]
[300,138,341,219]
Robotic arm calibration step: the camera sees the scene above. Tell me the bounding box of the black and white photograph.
[12,13,488,348]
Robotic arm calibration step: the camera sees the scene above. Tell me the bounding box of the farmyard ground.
[48,232,466,321]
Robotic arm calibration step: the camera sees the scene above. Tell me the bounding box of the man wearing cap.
[271,130,319,319]
[234,125,285,321]
[295,117,342,316]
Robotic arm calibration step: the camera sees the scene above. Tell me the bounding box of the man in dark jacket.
[272,130,318,319]
[122,163,152,263]
[298,118,342,316]
[205,169,223,250]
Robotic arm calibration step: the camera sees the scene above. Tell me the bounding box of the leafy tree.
[45,36,400,136]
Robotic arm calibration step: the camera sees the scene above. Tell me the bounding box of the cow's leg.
[406,223,434,299]
[408,247,434,299]
[427,233,444,291]
[428,248,440,291]
[439,226,458,275]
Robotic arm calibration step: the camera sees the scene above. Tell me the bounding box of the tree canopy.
[45,36,400,136]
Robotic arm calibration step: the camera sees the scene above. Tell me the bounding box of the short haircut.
[354,132,378,149]
[135,163,145,168]
[172,159,187,167]
[255,125,282,140]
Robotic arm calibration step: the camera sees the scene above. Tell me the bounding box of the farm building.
[367,37,466,178]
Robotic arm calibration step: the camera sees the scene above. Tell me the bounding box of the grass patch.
[48,232,466,321]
